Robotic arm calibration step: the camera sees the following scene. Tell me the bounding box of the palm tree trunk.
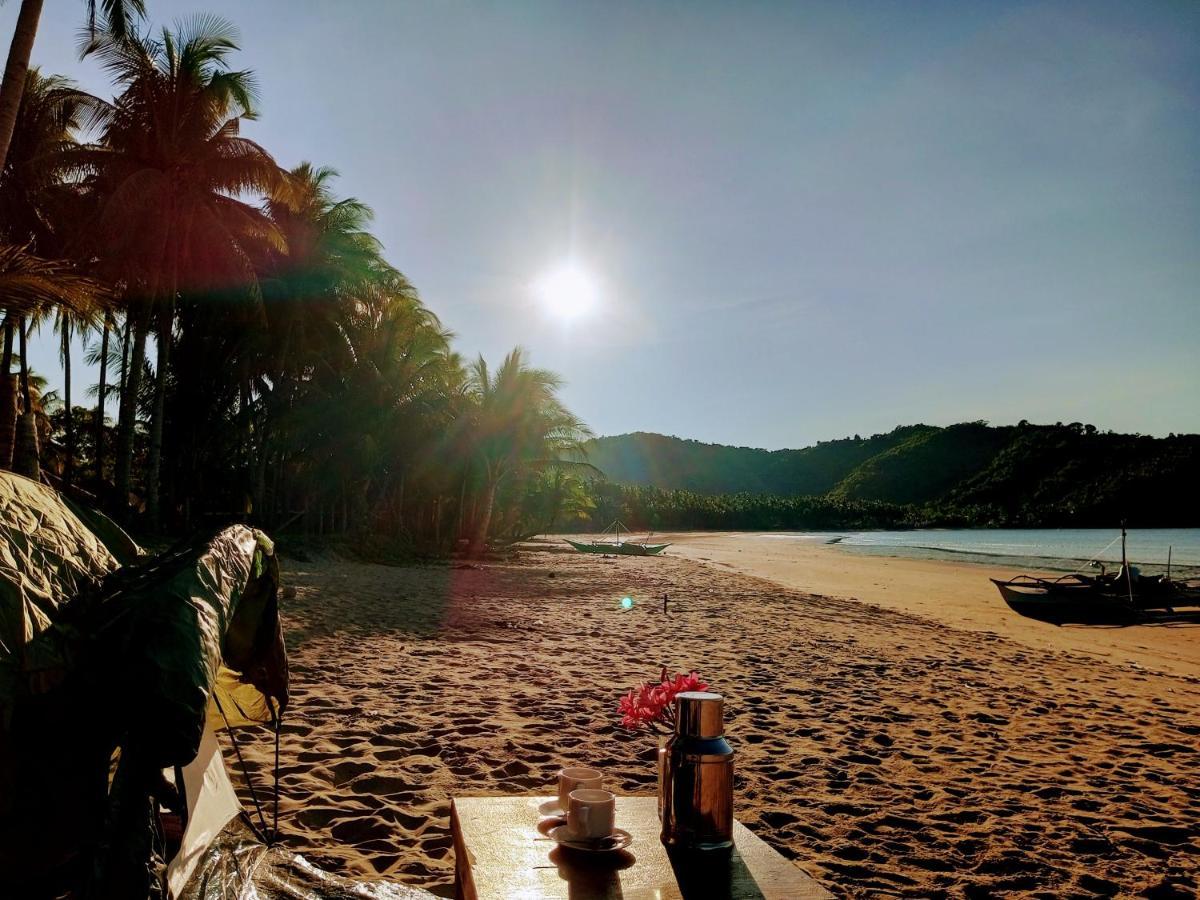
[118,313,130,401]
[253,410,268,519]
[14,316,39,479]
[18,316,30,414]
[0,0,44,173]
[467,472,498,558]
[94,314,109,488]
[544,471,565,534]
[61,321,73,486]
[237,366,249,467]
[146,302,172,533]
[114,312,147,511]
[456,473,467,542]
[397,468,406,530]
[0,317,16,470]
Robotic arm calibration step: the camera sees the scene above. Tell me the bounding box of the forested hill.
[583,423,1200,527]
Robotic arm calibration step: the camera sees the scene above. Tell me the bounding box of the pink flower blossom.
[617,668,710,732]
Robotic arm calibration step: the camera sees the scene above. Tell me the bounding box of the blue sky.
[7,0,1198,449]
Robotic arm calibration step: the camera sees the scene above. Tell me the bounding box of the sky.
[6,0,1199,450]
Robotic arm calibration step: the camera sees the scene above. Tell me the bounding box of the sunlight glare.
[533,263,598,320]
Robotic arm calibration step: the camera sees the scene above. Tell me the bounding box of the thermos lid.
[675,691,724,738]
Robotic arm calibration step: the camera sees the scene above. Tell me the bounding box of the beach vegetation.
[0,13,590,557]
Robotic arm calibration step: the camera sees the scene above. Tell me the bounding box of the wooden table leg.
[450,799,477,900]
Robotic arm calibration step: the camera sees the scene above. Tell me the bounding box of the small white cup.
[567,788,616,841]
[557,766,602,811]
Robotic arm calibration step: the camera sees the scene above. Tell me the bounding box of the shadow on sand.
[1020,607,1200,628]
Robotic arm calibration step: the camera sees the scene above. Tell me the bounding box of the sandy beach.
[225,539,1200,898]
[664,532,1200,680]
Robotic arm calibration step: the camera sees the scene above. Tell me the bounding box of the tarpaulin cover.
[0,471,128,718]
[85,524,288,765]
[0,471,288,893]
[0,473,435,899]
[178,818,436,900]
[166,725,434,899]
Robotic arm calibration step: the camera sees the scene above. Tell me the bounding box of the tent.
[0,472,431,898]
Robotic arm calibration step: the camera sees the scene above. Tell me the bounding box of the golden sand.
[228,541,1200,898]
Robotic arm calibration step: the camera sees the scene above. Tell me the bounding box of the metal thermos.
[660,691,734,850]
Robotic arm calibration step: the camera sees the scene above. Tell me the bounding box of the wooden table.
[451,796,832,900]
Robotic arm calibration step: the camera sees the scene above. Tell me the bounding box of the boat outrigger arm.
[564,520,671,556]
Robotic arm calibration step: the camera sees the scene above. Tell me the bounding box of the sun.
[533,262,598,320]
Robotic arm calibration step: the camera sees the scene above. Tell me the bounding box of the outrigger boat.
[991,527,1200,623]
[564,520,671,557]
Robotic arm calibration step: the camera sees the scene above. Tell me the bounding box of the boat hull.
[564,539,670,556]
[991,579,1124,623]
[991,576,1200,624]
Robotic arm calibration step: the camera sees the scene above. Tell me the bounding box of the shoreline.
[643,531,1200,680]
[554,530,1200,679]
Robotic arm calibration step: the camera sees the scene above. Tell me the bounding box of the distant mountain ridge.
[583,423,1200,527]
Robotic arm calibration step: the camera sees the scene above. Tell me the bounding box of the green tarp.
[0,472,433,899]
[0,472,287,895]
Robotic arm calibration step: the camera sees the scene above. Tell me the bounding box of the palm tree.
[0,243,105,476]
[462,347,592,558]
[0,68,106,470]
[336,277,458,527]
[270,272,460,538]
[81,16,286,528]
[0,13,596,551]
[250,163,389,511]
[54,305,98,484]
[83,311,119,485]
[0,0,143,173]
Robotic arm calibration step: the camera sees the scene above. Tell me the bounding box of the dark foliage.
[580,481,907,531]
[582,422,1199,529]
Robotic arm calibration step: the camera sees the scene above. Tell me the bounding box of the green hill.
[582,423,1200,528]
[827,422,1011,505]
[584,426,928,496]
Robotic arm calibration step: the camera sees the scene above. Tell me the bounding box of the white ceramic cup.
[566,788,616,840]
[557,766,603,811]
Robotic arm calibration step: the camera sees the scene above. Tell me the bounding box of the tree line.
[559,476,1197,535]
[570,482,907,533]
[0,4,590,555]
[578,423,1199,530]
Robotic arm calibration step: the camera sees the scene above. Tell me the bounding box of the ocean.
[762,528,1200,577]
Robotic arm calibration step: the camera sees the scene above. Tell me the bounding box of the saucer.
[538,800,566,818]
[548,825,633,853]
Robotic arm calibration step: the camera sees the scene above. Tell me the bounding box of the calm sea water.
[762,528,1200,576]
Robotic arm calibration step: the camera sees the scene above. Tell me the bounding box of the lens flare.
[620,596,635,610]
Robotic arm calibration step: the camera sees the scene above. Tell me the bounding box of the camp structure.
[0,471,432,899]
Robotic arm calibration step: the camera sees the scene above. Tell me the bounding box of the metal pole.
[1122,523,1134,606]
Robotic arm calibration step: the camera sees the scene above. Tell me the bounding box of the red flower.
[618,669,710,732]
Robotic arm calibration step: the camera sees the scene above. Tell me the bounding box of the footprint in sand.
[330,817,396,844]
[326,760,373,785]
[352,774,412,794]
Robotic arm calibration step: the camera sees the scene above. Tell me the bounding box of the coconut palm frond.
[0,243,108,324]
[86,0,147,40]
